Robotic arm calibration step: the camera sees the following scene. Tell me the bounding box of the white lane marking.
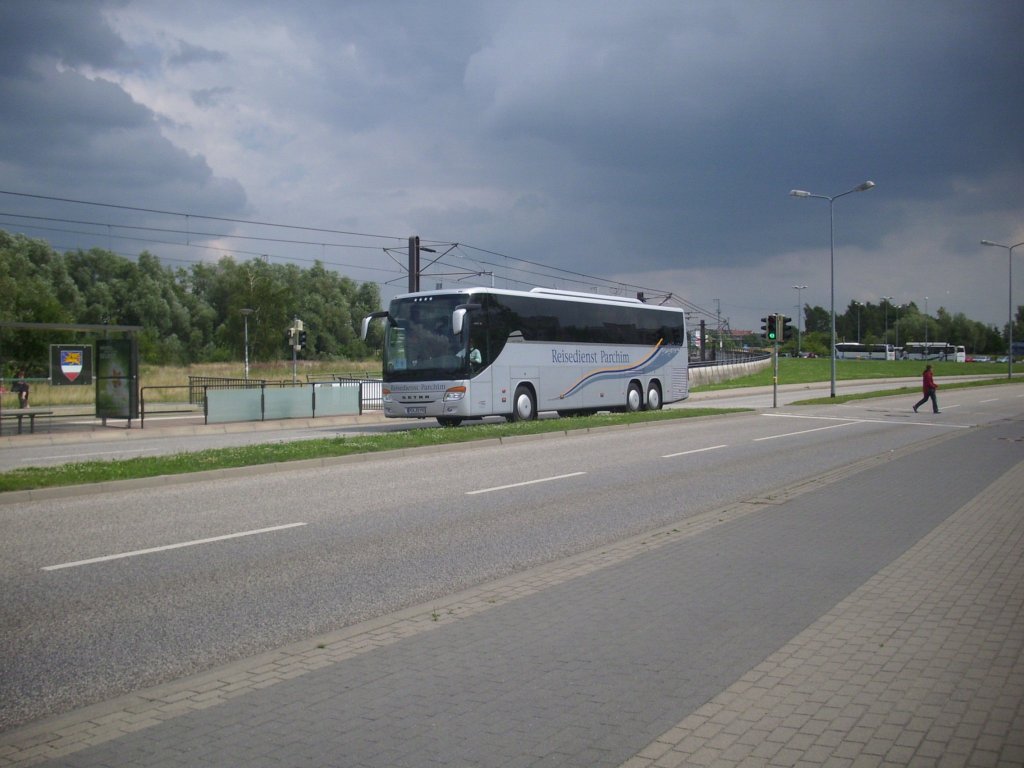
[979,398,999,403]
[662,444,728,459]
[43,523,308,571]
[467,472,586,496]
[754,422,855,441]
[764,413,888,425]
[761,412,969,429]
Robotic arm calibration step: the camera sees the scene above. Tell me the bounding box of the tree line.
[1,230,383,376]
[739,299,1014,356]
[803,299,1011,355]
[4,229,1015,377]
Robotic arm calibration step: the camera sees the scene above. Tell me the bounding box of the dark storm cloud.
[0,0,131,75]
[460,1,1024,273]
[0,0,1020,328]
[0,0,246,217]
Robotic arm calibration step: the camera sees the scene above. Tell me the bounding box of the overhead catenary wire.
[0,189,725,325]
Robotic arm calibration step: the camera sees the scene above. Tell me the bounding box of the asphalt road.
[2,382,1022,731]
[0,375,972,471]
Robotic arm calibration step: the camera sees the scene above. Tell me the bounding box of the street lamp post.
[792,285,807,355]
[240,307,254,380]
[790,181,876,397]
[924,297,929,347]
[853,301,863,343]
[881,296,892,346]
[981,239,1024,378]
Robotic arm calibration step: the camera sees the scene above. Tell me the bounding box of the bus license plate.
[406,406,426,415]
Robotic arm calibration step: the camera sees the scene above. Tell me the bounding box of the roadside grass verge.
[791,375,1021,405]
[0,407,743,493]
[694,357,1009,390]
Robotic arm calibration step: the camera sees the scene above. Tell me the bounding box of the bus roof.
[392,286,680,310]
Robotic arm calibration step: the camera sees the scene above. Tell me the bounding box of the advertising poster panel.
[50,345,93,386]
[95,338,139,420]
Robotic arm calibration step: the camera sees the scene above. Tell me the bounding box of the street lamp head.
[855,181,875,192]
[789,189,811,198]
[981,240,1004,248]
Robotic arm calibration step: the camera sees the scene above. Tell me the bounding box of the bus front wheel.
[511,385,537,421]
[437,417,463,427]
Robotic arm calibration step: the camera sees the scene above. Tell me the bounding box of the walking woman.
[12,369,29,408]
[913,364,939,413]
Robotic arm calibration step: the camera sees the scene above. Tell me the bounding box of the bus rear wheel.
[511,385,537,421]
[645,382,663,411]
[626,382,643,413]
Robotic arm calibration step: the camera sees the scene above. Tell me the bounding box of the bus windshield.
[384,294,470,380]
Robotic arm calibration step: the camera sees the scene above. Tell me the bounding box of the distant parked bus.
[362,287,688,426]
[901,342,965,362]
[834,342,895,361]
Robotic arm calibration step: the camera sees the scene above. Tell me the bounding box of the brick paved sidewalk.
[619,460,1024,768]
[2,454,1021,767]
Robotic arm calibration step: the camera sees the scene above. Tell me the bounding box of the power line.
[0,190,406,243]
[0,188,724,323]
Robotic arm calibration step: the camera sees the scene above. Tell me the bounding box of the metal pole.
[292,316,299,384]
[240,308,254,380]
[790,182,874,399]
[925,297,929,348]
[829,200,836,398]
[773,316,779,409]
[982,240,1024,378]
[792,285,806,356]
[243,316,250,380]
[881,297,892,346]
[408,236,420,293]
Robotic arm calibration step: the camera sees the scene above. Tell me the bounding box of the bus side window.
[469,318,486,368]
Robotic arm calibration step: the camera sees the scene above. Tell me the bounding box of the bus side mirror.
[452,303,482,336]
[361,311,389,340]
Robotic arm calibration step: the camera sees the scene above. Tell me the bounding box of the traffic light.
[760,316,771,340]
[780,315,793,341]
[766,315,778,342]
[298,330,308,349]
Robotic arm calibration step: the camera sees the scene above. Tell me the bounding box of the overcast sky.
[1,0,1022,332]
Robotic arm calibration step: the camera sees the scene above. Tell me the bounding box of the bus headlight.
[382,388,392,403]
[443,386,466,402]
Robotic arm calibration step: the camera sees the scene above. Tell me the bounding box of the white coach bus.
[902,342,966,362]
[362,287,689,426]
[834,342,896,360]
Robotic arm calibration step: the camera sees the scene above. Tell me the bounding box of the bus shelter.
[0,321,141,430]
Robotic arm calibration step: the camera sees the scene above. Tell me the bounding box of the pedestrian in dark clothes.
[12,369,29,408]
[913,364,939,413]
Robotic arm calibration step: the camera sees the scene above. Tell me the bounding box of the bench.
[1,408,53,435]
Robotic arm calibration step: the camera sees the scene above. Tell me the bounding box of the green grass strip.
[790,376,1021,405]
[0,407,743,493]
